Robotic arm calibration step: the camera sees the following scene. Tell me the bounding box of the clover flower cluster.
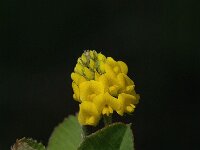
[71,50,140,126]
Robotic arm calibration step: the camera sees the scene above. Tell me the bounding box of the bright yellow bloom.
[117,93,139,116]
[71,50,140,126]
[93,92,120,116]
[78,101,100,126]
[79,80,105,102]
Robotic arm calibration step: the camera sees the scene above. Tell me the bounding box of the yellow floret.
[74,63,84,75]
[89,59,95,69]
[79,80,105,102]
[98,74,120,96]
[72,82,80,102]
[81,54,88,64]
[78,101,100,126]
[117,73,135,94]
[89,50,95,59]
[117,93,139,116]
[98,61,105,73]
[71,73,86,86]
[97,53,106,61]
[117,61,128,75]
[106,57,121,74]
[83,67,94,80]
[93,92,120,116]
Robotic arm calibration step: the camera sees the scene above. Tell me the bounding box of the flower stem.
[81,126,89,140]
[103,115,112,126]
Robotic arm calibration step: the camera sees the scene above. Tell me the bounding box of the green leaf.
[47,115,82,150]
[78,123,134,150]
[119,124,134,150]
[11,138,45,150]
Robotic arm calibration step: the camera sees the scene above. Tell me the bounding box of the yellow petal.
[108,106,113,114]
[93,94,105,112]
[98,74,109,92]
[123,74,134,85]
[83,67,94,80]
[79,81,104,102]
[117,73,135,94]
[117,110,124,116]
[102,106,113,116]
[73,94,77,101]
[126,105,135,113]
[72,82,80,102]
[98,74,120,96]
[93,92,119,115]
[74,63,84,75]
[94,71,100,80]
[98,61,105,73]
[117,61,128,74]
[106,57,116,65]
[126,85,135,92]
[117,73,126,88]
[78,101,100,126]
[89,50,95,59]
[97,53,106,61]
[89,59,95,69]
[104,63,117,78]
[81,54,87,64]
[109,85,120,96]
[102,107,108,116]
[105,57,122,74]
[86,116,95,125]
[113,66,120,73]
[117,93,137,115]
[77,57,83,64]
[105,92,120,111]
[71,72,86,85]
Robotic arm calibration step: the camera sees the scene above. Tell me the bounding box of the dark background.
[0,0,199,150]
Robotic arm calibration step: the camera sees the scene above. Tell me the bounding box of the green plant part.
[78,123,134,150]
[11,138,45,150]
[47,115,82,150]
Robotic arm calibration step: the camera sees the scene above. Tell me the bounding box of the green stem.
[81,126,89,140]
[103,115,112,126]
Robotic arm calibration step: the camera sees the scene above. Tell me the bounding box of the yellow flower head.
[71,50,140,126]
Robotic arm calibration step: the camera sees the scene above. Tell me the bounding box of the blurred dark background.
[0,0,199,149]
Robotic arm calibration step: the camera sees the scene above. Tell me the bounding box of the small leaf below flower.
[78,123,134,150]
[47,115,82,150]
